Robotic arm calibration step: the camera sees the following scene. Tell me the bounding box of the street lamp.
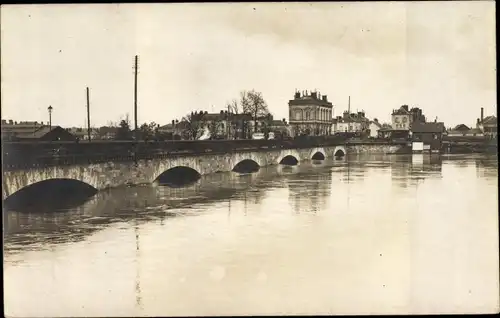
[48,105,53,130]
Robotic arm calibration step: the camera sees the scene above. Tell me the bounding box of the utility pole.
[227,103,230,140]
[133,55,139,141]
[86,87,91,142]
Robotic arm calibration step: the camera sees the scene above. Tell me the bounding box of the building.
[331,111,369,134]
[446,124,484,137]
[158,120,188,139]
[368,119,382,138]
[475,107,497,138]
[391,105,426,130]
[1,120,47,140]
[411,121,445,153]
[288,90,333,136]
[67,127,100,140]
[13,126,77,142]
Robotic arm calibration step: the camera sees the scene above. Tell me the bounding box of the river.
[3,154,499,316]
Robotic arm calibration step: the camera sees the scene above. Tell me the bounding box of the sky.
[1,2,496,128]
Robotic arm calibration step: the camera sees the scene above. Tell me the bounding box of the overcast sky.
[1,2,496,128]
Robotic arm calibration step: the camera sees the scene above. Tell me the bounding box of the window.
[295,110,302,120]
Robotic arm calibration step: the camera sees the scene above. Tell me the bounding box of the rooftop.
[289,90,333,108]
[411,122,446,133]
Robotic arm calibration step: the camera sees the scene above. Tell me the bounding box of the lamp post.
[48,105,53,130]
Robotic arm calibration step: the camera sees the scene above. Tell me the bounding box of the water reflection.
[287,166,332,214]
[390,154,443,188]
[3,170,271,254]
[3,154,498,316]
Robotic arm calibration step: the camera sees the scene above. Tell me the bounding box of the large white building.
[288,90,333,136]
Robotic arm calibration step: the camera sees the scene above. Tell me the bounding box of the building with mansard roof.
[288,90,333,137]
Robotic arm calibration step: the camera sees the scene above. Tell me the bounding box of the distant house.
[1,120,46,140]
[411,121,446,153]
[96,126,119,140]
[480,116,497,138]
[391,105,426,131]
[446,124,484,137]
[377,124,393,139]
[14,126,76,142]
[475,107,497,138]
[332,111,369,134]
[67,127,100,140]
[368,119,382,138]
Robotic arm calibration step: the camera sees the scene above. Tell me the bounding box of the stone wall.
[347,144,406,154]
[2,143,395,199]
[3,147,337,199]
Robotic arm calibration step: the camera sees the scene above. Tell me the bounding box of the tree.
[240,90,270,133]
[226,99,240,114]
[208,117,223,140]
[182,111,206,140]
[115,114,133,140]
[138,122,158,141]
[261,113,273,139]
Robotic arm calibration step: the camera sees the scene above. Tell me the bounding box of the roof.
[392,106,410,115]
[289,99,333,108]
[482,116,497,126]
[453,124,470,131]
[411,122,446,133]
[1,123,46,134]
[16,126,69,139]
[369,121,382,128]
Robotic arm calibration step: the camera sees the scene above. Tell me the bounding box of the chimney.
[311,92,317,99]
[481,107,484,123]
[8,119,13,125]
[322,95,327,101]
[294,91,300,99]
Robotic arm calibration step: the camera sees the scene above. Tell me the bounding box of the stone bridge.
[2,145,350,200]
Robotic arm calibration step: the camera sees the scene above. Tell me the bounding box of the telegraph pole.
[86,87,91,142]
[133,55,139,140]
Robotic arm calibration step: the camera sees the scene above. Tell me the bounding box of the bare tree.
[226,99,240,114]
[182,111,206,140]
[208,119,223,139]
[240,90,270,132]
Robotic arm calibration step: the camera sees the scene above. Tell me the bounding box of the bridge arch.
[333,146,347,157]
[2,168,101,201]
[276,149,301,166]
[232,159,261,173]
[310,147,327,160]
[154,166,201,187]
[3,178,98,211]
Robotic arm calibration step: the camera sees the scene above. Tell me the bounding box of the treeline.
[100,90,284,141]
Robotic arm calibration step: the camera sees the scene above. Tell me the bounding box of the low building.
[480,116,497,138]
[411,121,445,153]
[446,124,484,137]
[1,120,47,140]
[67,127,100,140]
[332,111,369,135]
[14,126,77,142]
[368,119,382,138]
[475,107,497,138]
